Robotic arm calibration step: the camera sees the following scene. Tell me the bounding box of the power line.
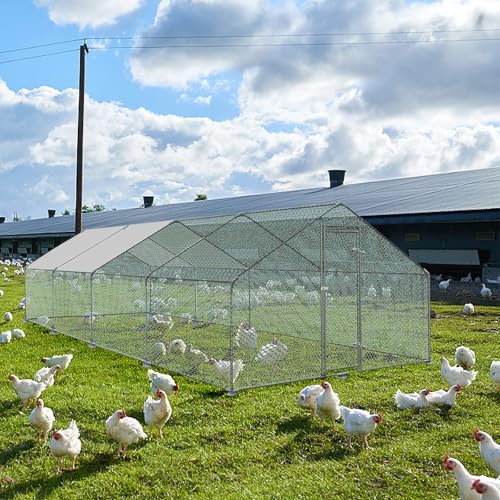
[88,37,500,50]
[0,39,83,55]
[0,48,79,65]
[2,27,500,56]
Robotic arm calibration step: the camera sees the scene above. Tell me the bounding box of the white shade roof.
[29,221,171,273]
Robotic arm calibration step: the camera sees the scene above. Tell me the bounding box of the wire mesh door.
[322,226,360,374]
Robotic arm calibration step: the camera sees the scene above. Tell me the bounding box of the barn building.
[1,167,499,279]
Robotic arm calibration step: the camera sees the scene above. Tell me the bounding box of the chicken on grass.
[474,430,500,476]
[471,478,500,499]
[455,346,476,370]
[440,357,477,388]
[254,337,288,375]
[442,455,489,500]
[33,365,61,387]
[8,374,47,411]
[339,406,382,449]
[394,388,430,410]
[147,369,179,395]
[297,384,324,416]
[143,389,172,438]
[207,358,245,386]
[50,420,81,473]
[427,384,461,408]
[106,409,147,457]
[29,399,55,441]
[41,354,73,373]
[315,381,341,423]
[490,361,500,392]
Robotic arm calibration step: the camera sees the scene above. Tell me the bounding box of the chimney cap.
[143,195,154,208]
[328,169,346,188]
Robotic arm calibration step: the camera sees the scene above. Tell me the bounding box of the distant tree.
[194,194,208,201]
[82,204,106,213]
[61,209,71,216]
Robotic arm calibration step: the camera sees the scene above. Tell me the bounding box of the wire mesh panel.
[25,203,430,392]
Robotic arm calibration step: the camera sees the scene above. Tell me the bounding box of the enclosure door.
[321,226,360,375]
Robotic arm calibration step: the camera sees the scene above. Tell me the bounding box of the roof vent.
[328,170,346,188]
[48,209,56,218]
[0,217,5,224]
[143,196,154,208]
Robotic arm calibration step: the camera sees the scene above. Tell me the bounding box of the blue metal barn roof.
[1,166,499,238]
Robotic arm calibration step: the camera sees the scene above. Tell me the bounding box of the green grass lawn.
[0,271,499,499]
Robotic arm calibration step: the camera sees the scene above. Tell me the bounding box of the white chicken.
[297,384,324,416]
[151,342,167,357]
[50,420,81,473]
[33,365,60,387]
[471,478,500,499]
[0,330,12,344]
[235,321,257,350]
[439,279,452,291]
[339,406,382,448]
[440,357,477,388]
[463,303,475,316]
[427,384,461,407]
[315,381,341,423]
[147,369,179,395]
[3,311,13,322]
[143,389,172,438]
[29,398,55,441]
[474,430,500,476]
[394,388,430,410]
[169,338,187,355]
[455,346,476,370]
[153,313,174,330]
[442,455,482,500]
[12,328,25,339]
[460,273,473,283]
[8,374,47,410]
[490,361,500,391]
[106,409,147,457]
[480,284,492,298]
[255,338,288,372]
[207,358,245,386]
[185,344,209,371]
[41,354,73,372]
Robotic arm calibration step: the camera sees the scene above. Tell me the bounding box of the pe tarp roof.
[29,221,170,273]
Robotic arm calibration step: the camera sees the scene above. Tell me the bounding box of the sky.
[1,0,500,220]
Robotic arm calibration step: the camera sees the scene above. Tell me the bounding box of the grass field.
[0,271,499,499]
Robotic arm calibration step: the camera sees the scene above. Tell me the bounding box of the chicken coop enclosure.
[25,204,430,393]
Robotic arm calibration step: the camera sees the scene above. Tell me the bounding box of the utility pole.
[75,42,89,234]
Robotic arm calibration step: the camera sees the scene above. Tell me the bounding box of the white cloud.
[1,73,500,219]
[193,95,212,105]
[129,0,500,128]
[34,0,143,28]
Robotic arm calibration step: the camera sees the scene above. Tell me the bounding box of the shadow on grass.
[0,453,115,498]
[483,391,500,403]
[275,427,355,463]
[0,400,21,415]
[276,414,319,434]
[0,440,34,465]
